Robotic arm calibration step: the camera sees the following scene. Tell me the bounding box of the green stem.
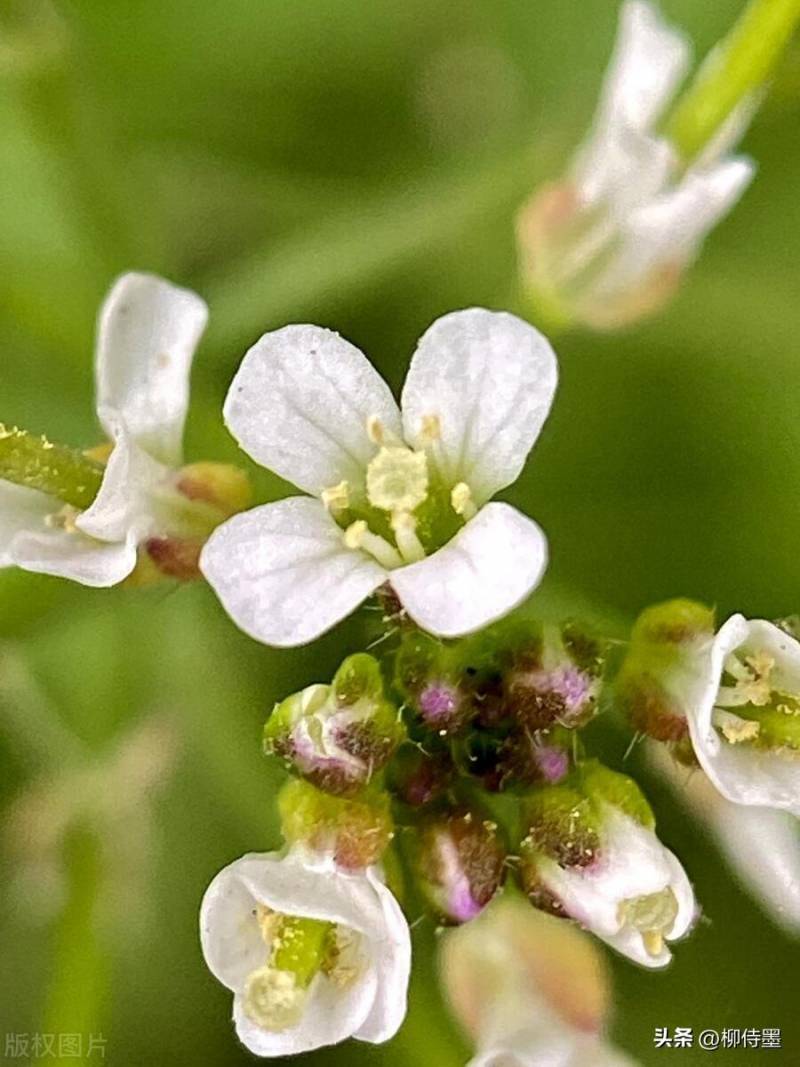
[42,826,106,1065]
[0,424,104,509]
[665,0,800,162]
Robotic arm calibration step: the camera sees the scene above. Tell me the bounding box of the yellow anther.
[714,708,761,744]
[642,931,664,958]
[450,482,477,521]
[343,520,403,570]
[321,480,351,512]
[343,520,367,550]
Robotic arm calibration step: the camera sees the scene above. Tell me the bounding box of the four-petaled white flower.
[199,848,410,1057]
[517,0,756,330]
[441,896,637,1067]
[200,308,557,646]
[686,616,800,817]
[0,272,208,585]
[532,804,696,968]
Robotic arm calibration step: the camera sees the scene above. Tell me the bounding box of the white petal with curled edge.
[352,867,411,1043]
[400,310,558,503]
[688,616,800,816]
[391,503,547,639]
[199,496,386,647]
[0,481,55,567]
[75,419,168,545]
[11,526,137,587]
[223,325,402,497]
[95,272,207,464]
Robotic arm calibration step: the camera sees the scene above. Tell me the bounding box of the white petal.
[75,419,168,545]
[471,1024,636,1067]
[401,310,557,503]
[95,272,207,464]
[592,1,689,136]
[199,496,386,647]
[391,503,547,638]
[352,867,412,1044]
[10,526,137,587]
[0,481,55,567]
[223,325,402,497]
[688,616,800,816]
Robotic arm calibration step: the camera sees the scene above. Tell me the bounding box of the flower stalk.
[0,423,104,509]
[665,0,800,162]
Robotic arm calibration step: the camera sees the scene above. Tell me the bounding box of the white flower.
[441,896,638,1067]
[526,802,696,968]
[0,272,208,585]
[199,848,410,1057]
[517,0,755,330]
[200,308,557,646]
[685,615,800,816]
[649,743,800,935]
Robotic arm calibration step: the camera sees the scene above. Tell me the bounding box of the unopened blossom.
[0,273,247,585]
[441,895,637,1066]
[520,763,696,967]
[649,743,800,935]
[200,308,557,646]
[413,807,507,924]
[516,0,755,330]
[200,848,410,1057]
[263,653,404,796]
[685,616,800,816]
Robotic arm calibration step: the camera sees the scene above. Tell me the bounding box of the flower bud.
[388,743,454,808]
[617,598,715,742]
[519,761,696,968]
[265,653,404,796]
[176,461,253,518]
[278,779,394,870]
[504,622,606,731]
[411,807,506,924]
[395,632,473,735]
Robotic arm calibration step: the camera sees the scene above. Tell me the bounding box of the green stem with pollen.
[665,0,800,162]
[0,424,104,509]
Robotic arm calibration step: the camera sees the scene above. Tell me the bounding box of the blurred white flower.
[517,0,755,330]
[201,308,557,646]
[649,743,800,936]
[0,272,209,585]
[684,615,800,816]
[199,848,410,1057]
[441,895,638,1066]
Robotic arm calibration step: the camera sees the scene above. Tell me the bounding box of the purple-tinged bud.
[413,808,506,924]
[395,633,472,735]
[264,654,404,797]
[505,623,605,731]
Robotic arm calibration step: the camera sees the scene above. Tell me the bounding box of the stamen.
[391,511,426,564]
[321,480,350,512]
[713,708,761,744]
[618,887,678,958]
[343,521,403,569]
[366,415,401,447]
[450,482,477,521]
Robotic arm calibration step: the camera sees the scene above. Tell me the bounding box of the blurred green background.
[1,0,799,1064]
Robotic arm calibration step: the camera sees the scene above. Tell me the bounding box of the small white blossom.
[517,0,755,330]
[199,848,410,1057]
[685,615,800,816]
[200,308,557,646]
[0,273,208,585]
[441,896,637,1067]
[530,805,696,968]
[649,743,800,935]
